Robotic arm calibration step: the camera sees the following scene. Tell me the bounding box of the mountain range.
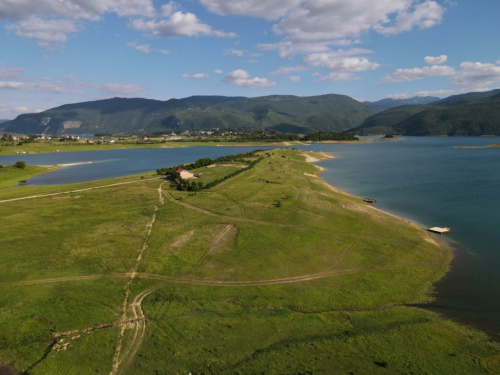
[352,89,500,136]
[363,96,440,111]
[2,89,499,136]
[0,94,374,135]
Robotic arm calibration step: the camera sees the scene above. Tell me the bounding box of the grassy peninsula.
[0,149,499,374]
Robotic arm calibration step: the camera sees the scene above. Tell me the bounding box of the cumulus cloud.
[290,75,300,82]
[224,70,276,88]
[451,62,500,88]
[0,0,155,21]
[1,0,233,45]
[381,60,500,89]
[272,0,445,42]
[303,49,380,81]
[374,1,444,35]
[199,0,301,20]
[6,17,79,46]
[127,42,170,54]
[181,73,209,79]
[424,55,448,65]
[129,11,236,38]
[213,69,223,74]
[381,65,455,83]
[270,65,307,75]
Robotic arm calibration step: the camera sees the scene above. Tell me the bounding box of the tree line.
[156,151,264,191]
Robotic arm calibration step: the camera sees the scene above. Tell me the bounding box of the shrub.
[14,160,26,169]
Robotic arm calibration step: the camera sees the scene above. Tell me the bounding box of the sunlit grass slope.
[0,149,498,374]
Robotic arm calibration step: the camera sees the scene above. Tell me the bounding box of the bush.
[14,160,26,169]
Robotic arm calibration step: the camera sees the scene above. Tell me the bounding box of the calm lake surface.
[1,137,499,338]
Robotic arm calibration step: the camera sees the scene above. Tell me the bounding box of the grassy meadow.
[0,148,499,374]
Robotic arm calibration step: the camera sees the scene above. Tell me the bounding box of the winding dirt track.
[110,182,166,375]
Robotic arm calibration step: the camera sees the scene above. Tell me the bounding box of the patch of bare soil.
[0,365,19,375]
[168,229,196,252]
[209,224,238,254]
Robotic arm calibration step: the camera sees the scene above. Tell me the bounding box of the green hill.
[2,94,374,135]
[397,94,500,135]
[351,105,429,135]
[352,89,500,136]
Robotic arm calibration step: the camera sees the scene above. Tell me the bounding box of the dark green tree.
[14,160,26,169]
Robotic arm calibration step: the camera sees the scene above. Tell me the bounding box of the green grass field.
[0,149,498,374]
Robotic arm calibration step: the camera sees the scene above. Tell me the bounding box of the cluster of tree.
[227,132,301,142]
[156,151,261,177]
[176,157,263,191]
[301,132,359,141]
[156,151,263,191]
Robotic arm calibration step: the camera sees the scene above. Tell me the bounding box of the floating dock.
[428,227,451,234]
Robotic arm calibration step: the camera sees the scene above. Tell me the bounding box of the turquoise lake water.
[1,137,499,337]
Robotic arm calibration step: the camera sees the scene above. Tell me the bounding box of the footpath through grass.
[0,148,499,374]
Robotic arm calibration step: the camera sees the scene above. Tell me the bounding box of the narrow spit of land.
[0,149,499,375]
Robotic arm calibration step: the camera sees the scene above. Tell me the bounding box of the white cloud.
[181,73,209,79]
[199,0,301,20]
[0,0,155,21]
[424,55,447,65]
[14,106,30,113]
[129,11,236,38]
[374,1,444,35]
[213,69,223,74]
[224,49,244,57]
[258,41,346,59]
[1,1,231,46]
[224,70,276,88]
[290,75,300,82]
[270,65,307,75]
[381,65,455,83]
[0,73,146,97]
[273,0,445,42]
[451,62,500,88]
[0,81,26,90]
[127,42,170,54]
[380,60,500,89]
[6,17,79,46]
[247,59,257,63]
[317,72,362,82]
[303,50,380,81]
[0,64,26,79]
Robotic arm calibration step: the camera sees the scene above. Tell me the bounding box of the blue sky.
[1,0,499,119]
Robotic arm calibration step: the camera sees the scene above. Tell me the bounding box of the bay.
[0,146,270,185]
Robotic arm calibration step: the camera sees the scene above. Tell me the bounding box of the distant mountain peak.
[363,96,440,111]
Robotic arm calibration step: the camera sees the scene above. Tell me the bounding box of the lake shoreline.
[305,151,500,343]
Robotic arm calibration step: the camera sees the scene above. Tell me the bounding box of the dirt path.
[110,182,165,375]
[112,284,166,375]
[0,177,161,204]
